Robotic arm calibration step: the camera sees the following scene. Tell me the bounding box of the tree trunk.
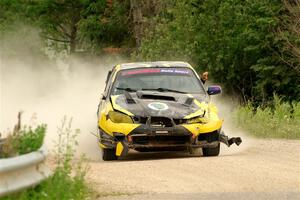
[130,0,143,47]
[69,25,77,54]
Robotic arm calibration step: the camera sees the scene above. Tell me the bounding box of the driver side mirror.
[207,85,222,95]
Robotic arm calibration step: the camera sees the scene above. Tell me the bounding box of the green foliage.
[79,0,133,50]
[26,0,132,53]
[16,125,46,155]
[234,95,300,139]
[0,0,27,32]
[2,167,89,200]
[1,116,91,200]
[137,0,300,103]
[0,0,132,54]
[55,116,80,172]
[135,0,196,62]
[0,125,46,158]
[0,1,51,59]
[1,0,299,102]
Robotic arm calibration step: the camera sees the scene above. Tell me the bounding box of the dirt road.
[86,138,300,200]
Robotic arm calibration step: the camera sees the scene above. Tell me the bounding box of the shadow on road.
[117,150,202,162]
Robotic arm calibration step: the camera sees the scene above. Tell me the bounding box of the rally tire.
[202,143,220,157]
[102,148,118,161]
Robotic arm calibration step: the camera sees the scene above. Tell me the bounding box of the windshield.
[111,67,205,95]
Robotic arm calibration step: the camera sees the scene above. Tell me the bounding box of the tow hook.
[219,131,242,147]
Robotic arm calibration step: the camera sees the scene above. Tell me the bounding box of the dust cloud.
[0,26,250,161]
[0,60,251,160]
[0,27,127,160]
[212,93,253,156]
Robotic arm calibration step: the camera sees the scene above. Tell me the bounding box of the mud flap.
[220,131,242,147]
[116,141,129,157]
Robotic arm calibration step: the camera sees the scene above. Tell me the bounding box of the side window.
[103,70,112,92]
[103,69,116,97]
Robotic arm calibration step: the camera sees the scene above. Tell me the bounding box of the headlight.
[186,116,209,124]
[108,111,133,123]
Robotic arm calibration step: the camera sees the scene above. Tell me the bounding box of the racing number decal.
[147,102,169,111]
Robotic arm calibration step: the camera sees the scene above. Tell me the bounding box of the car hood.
[110,91,208,119]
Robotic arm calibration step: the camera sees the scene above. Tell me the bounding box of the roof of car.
[117,61,193,70]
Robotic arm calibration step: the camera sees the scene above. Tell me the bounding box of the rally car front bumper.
[98,124,241,157]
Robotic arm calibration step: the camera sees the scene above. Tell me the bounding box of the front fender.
[98,103,140,136]
[181,120,223,136]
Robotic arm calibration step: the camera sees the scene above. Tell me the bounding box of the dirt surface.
[87,139,300,200]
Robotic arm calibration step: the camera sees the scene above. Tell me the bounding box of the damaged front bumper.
[219,131,242,147]
[99,125,242,157]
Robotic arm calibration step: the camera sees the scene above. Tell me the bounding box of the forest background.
[1,0,299,104]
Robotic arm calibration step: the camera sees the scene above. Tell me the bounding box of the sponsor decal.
[160,69,190,74]
[148,102,169,111]
[121,68,190,76]
[155,130,169,134]
[121,69,160,76]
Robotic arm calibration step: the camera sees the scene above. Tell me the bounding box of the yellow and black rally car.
[97,61,241,160]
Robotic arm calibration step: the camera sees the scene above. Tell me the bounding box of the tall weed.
[234,95,300,139]
[2,116,91,200]
[0,113,46,158]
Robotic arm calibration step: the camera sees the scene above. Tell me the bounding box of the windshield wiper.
[115,87,137,92]
[141,88,186,94]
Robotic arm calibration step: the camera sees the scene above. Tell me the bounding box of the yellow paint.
[111,95,134,116]
[184,99,207,119]
[99,143,107,149]
[161,63,170,67]
[98,103,140,136]
[207,103,220,121]
[103,118,139,136]
[208,103,218,113]
[184,109,205,119]
[111,64,121,82]
[116,142,123,156]
[182,120,223,135]
[98,63,223,142]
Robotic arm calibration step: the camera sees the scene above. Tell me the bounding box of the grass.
[16,125,46,155]
[1,116,92,200]
[234,95,300,139]
[2,167,90,200]
[0,112,46,158]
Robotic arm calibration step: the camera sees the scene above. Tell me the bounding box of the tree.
[137,0,300,103]
[30,0,107,54]
[79,0,132,51]
[278,0,300,73]
[135,0,196,61]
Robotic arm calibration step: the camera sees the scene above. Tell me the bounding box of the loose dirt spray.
[0,27,250,160]
[0,61,252,160]
[212,93,254,156]
[0,35,127,160]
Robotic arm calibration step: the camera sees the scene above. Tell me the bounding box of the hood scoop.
[136,91,177,101]
[140,94,175,101]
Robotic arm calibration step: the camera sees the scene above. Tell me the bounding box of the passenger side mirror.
[207,85,222,95]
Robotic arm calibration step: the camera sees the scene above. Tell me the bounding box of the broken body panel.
[97,61,241,160]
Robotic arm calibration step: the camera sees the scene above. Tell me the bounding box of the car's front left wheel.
[202,143,220,156]
[102,148,118,161]
[200,131,220,157]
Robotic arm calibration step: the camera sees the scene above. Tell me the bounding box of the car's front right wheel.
[102,148,118,161]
